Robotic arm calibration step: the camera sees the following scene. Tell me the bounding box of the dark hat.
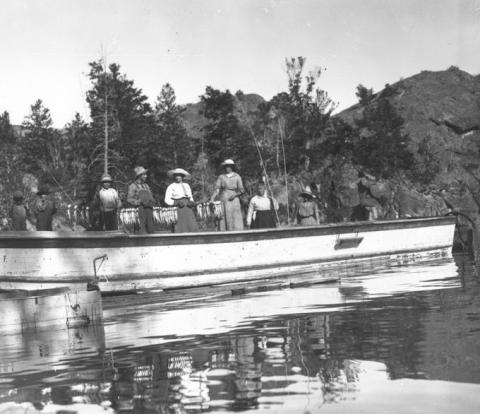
[13,190,24,201]
[37,185,50,196]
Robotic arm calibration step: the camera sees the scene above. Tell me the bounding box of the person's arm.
[164,184,174,206]
[228,175,244,201]
[115,190,122,209]
[185,184,195,207]
[127,184,140,206]
[186,183,194,202]
[246,198,255,227]
[272,197,279,211]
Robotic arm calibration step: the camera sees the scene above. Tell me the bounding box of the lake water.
[1,254,480,413]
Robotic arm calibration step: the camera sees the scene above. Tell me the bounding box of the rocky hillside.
[177,68,480,242]
[337,67,480,226]
[181,92,265,140]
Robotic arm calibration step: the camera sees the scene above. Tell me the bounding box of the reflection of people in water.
[231,336,263,409]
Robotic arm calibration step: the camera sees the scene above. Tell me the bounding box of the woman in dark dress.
[246,183,278,229]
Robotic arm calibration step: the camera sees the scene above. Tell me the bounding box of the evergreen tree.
[353,84,414,178]
[259,57,337,173]
[152,83,194,178]
[20,99,58,175]
[0,111,17,176]
[86,60,155,181]
[200,87,258,176]
[63,113,94,197]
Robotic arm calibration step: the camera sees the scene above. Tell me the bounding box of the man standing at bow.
[127,166,155,233]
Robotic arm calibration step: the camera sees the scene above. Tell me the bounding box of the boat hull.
[0,288,103,333]
[0,217,456,292]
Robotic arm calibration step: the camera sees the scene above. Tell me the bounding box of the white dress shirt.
[165,182,194,206]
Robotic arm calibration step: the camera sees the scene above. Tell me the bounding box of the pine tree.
[353,84,414,178]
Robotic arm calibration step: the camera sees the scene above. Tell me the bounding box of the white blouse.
[246,194,279,226]
[164,182,194,206]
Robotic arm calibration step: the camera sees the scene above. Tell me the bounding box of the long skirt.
[219,195,244,231]
[173,205,198,233]
[251,210,277,229]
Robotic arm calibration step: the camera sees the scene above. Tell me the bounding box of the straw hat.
[100,173,113,183]
[221,159,235,166]
[134,166,148,178]
[167,168,191,179]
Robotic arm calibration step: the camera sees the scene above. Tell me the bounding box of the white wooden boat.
[0,216,455,293]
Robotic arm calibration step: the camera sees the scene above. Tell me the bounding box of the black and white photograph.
[0,0,479,413]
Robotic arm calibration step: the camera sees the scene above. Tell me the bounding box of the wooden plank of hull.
[0,217,455,292]
[0,290,103,333]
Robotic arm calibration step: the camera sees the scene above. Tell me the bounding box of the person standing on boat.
[34,186,57,231]
[165,168,199,233]
[96,173,122,231]
[295,188,320,226]
[9,191,30,230]
[246,182,279,229]
[210,159,245,231]
[127,166,155,233]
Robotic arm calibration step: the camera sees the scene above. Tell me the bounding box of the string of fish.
[67,204,91,226]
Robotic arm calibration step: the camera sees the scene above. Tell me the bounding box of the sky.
[1,0,480,126]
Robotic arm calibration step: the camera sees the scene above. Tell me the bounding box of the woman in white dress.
[165,168,198,233]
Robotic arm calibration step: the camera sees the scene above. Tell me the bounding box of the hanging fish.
[67,204,72,224]
[86,206,91,225]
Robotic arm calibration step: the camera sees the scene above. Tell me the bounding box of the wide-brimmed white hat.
[221,159,235,166]
[167,168,191,179]
[299,186,316,199]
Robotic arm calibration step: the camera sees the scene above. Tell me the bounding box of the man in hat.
[127,166,155,233]
[9,190,30,230]
[34,185,57,231]
[95,173,122,231]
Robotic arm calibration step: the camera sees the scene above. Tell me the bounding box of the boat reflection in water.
[1,256,480,413]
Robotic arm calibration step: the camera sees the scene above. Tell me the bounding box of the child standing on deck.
[9,191,29,230]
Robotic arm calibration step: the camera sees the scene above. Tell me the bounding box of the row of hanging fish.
[195,201,223,220]
[66,204,91,227]
[66,201,224,228]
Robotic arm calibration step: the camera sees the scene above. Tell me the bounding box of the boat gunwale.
[0,215,455,244]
